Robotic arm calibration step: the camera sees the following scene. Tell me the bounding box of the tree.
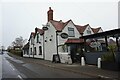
[12,36,27,48]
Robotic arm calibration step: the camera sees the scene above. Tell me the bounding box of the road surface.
[1,51,94,79]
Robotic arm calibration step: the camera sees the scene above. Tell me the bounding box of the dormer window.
[87,30,91,34]
[68,27,75,37]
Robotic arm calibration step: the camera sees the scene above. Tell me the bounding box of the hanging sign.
[60,33,68,39]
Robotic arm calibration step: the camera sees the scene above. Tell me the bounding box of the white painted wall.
[58,20,80,52]
[34,32,44,59]
[58,21,80,45]
[98,28,103,33]
[23,50,29,57]
[29,38,34,58]
[44,22,57,61]
[83,25,94,36]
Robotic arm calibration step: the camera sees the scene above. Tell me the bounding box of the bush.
[101,53,115,62]
[101,44,116,62]
[9,49,23,56]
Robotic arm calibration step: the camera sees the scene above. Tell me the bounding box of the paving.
[7,52,120,80]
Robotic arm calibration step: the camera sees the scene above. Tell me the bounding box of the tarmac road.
[1,51,93,79]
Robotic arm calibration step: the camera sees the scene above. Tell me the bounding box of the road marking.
[9,64,15,71]
[18,75,23,80]
[98,75,110,79]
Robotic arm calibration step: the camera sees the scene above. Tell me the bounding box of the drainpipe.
[33,44,34,58]
[105,36,108,51]
[56,31,61,63]
[84,38,87,52]
[116,37,119,51]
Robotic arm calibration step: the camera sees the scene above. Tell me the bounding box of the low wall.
[84,52,106,65]
[115,51,120,63]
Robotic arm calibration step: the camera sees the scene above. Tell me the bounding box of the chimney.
[47,7,53,22]
[59,20,62,22]
[35,27,38,33]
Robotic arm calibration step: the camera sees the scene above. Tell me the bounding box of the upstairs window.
[87,30,91,34]
[68,27,75,37]
[37,34,39,43]
[87,27,91,34]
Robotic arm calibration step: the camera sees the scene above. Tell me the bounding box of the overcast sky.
[0,0,119,48]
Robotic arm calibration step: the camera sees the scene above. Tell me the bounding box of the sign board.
[60,33,68,39]
[42,27,48,30]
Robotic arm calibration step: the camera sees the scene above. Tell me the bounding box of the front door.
[69,44,80,63]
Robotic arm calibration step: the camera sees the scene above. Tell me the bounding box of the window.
[37,34,39,43]
[39,46,42,55]
[68,27,75,37]
[27,50,29,55]
[87,30,91,34]
[87,27,91,34]
[34,47,36,55]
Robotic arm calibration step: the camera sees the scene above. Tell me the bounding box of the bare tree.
[12,36,27,48]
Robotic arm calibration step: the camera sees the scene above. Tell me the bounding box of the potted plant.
[101,44,119,71]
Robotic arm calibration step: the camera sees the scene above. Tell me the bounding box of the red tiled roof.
[91,27,101,33]
[50,20,71,31]
[23,42,29,50]
[28,32,35,41]
[49,19,103,35]
[65,39,84,43]
[31,32,35,36]
[37,28,44,35]
[75,24,89,34]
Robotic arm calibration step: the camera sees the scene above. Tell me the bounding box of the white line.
[9,64,15,71]
[18,75,23,80]
[98,75,110,79]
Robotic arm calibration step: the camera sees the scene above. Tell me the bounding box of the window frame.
[68,27,75,37]
[37,33,39,43]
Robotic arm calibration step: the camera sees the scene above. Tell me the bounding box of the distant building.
[22,42,29,56]
[13,46,22,50]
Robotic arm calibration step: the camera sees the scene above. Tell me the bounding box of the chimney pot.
[49,7,51,10]
[59,20,62,22]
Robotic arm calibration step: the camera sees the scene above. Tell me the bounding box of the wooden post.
[116,37,119,51]
[105,36,108,51]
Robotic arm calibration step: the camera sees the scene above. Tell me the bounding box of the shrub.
[101,53,115,62]
[101,44,117,62]
[9,49,22,56]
